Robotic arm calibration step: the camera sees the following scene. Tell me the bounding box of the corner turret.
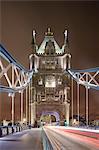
[32,30,38,54]
[62,29,70,54]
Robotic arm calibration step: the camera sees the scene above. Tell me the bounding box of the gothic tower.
[30,28,71,125]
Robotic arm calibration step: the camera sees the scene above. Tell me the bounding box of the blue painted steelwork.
[0,44,32,72]
[67,68,99,90]
[0,44,34,93]
[0,85,29,93]
[68,68,99,73]
[0,43,99,92]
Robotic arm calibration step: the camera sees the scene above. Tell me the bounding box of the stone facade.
[30,28,71,125]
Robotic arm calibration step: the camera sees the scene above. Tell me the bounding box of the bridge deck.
[0,128,43,150]
[44,126,99,150]
[0,126,99,150]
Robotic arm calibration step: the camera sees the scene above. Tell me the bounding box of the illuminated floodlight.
[8,93,12,97]
[23,118,26,122]
[73,119,77,124]
[8,93,15,97]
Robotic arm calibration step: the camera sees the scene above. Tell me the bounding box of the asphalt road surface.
[0,127,99,150]
[44,126,99,150]
[0,128,43,150]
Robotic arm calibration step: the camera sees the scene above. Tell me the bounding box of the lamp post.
[11,93,15,126]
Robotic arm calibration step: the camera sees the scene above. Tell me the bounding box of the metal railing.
[0,125,30,138]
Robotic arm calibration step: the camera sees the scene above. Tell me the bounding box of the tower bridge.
[30,28,71,125]
[0,29,99,150]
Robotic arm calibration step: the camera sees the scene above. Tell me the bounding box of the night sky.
[0,1,99,122]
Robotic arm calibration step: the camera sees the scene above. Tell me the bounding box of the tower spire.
[32,30,36,45]
[64,29,68,45]
[63,29,70,54]
[32,30,37,54]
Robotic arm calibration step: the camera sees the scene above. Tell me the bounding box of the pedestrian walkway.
[0,128,43,150]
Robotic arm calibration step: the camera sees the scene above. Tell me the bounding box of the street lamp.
[23,118,26,123]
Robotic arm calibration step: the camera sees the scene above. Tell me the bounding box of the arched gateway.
[41,111,60,125]
[30,28,71,126]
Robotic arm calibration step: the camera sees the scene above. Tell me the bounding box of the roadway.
[0,128,43,150]
[44,126,99,150]
[0,126,99,150]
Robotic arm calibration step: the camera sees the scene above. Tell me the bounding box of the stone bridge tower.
[29,28,71,125]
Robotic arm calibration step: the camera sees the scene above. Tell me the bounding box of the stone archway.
[40,111,60,125]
